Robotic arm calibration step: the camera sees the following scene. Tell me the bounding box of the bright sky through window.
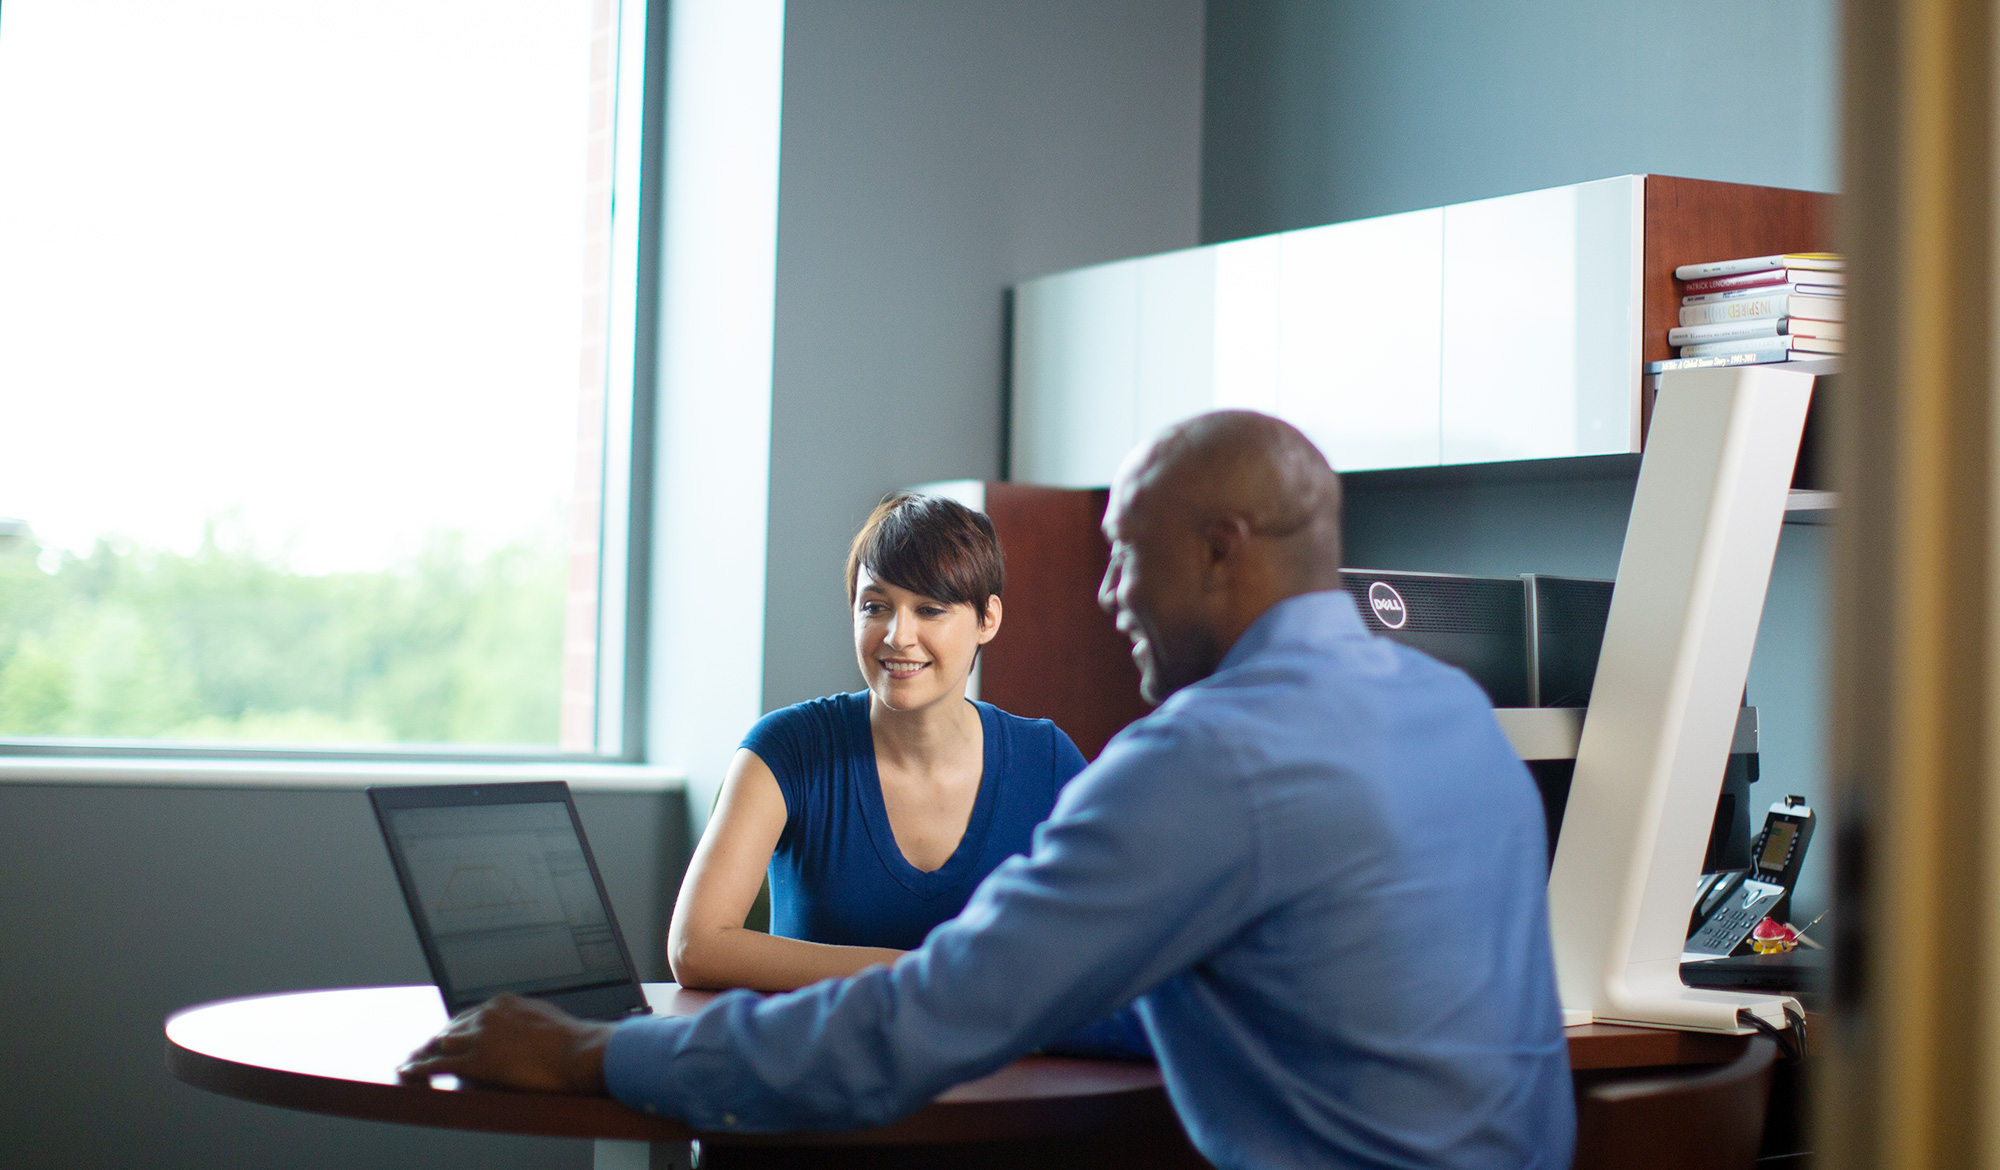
[0,0,593,572]
[0,0,626,750]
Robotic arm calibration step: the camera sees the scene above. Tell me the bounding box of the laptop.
[368,782,653,1021]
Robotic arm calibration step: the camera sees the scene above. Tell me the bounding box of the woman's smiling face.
[852,565,1000,713]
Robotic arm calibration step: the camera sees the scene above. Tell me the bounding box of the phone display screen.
[1758,820,1798,874]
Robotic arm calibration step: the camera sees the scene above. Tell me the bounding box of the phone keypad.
[1685,879,1785,958]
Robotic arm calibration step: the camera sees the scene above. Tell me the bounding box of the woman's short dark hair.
[846,493,1004,619]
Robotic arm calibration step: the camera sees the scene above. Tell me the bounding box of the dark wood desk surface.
[165,985,1177,1147]
[165,984,1751,1148]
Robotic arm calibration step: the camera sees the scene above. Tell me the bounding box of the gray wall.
[0,783,687,1170]
[760,0,1206,710]
[1201,0,1839,243]
[1212,0,1844,919]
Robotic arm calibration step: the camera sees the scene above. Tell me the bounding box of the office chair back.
[1572,1035,1779,1170]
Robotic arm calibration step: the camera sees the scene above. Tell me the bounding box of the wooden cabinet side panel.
[981,483,1153,761]
[1641,176,1838,366]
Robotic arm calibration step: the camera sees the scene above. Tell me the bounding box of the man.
[403,410,1576,1167]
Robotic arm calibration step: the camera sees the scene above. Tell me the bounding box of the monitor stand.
[1547,363,1815,1033]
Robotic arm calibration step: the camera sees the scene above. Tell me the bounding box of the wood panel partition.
[1641,176,1839,366]
[980,483,1152,761]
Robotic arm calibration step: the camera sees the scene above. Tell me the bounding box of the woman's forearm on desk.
[669,925,903,992]
[671,750,906,991]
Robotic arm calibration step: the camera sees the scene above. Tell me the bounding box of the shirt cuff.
[602,1015,691,1116]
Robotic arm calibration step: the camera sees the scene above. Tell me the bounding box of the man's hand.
[399,993,616,1095]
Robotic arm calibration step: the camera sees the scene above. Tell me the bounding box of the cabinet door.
[1133,247,1219,450]
[1010,260,1140,487]
[1275,208,1444,472]
[1440,176,1641,464]
[1212,232,1282,416]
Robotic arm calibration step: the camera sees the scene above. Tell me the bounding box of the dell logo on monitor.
[1367,581,1408,629]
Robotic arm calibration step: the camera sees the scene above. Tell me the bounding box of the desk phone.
[1684,796,1815,960]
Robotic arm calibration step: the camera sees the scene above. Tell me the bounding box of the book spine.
[1787,336,1846,354]
[1788,296,1845,321]
[1679,295,1789,326]
[1675,254,1789,280]
[1679,269,1789,295]
[1682,283,1807,307]
[1679,268,1848,295]
[1786,318,1844,341]
[1681,335,1792,358]
[1668,318,1783,346]
[1645,351,1792,374]
[1674,253,1844,280]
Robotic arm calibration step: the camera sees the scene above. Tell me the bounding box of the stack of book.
[1648,252,1845,373]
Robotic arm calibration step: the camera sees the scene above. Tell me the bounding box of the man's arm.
[601,716,1257,1130]
[404,715,1254,1130]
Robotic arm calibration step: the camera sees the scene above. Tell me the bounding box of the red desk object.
[165,984,1749,1167]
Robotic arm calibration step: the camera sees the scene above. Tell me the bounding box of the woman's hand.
[398,993,614,1094]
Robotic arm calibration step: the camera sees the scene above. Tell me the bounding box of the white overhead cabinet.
[1009,175,1644,485]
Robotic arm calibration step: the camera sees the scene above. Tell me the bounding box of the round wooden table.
[165,984,1749,1168]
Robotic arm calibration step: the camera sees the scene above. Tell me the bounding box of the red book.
[1680,268,1848,296]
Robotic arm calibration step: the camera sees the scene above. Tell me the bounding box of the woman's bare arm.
[668,748,905,991]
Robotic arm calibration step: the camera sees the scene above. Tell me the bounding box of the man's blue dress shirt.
[605,591,1576,1168]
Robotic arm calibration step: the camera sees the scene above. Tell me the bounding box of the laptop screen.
[371,783,650,1019]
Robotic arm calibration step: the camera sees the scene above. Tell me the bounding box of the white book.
[1680,335,1792,359]
[1674,252,1844,280]
[1786,319,1844,341]
[1679,293,1850,327]
[1680,295,1786,327]
[1668,318,1783,346]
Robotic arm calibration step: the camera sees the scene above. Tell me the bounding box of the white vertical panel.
[1441,185,1579,464]
[1212,234,1282,414]
[1571,177,1644,456]
[1009,262,1141,487]
[647,0,784,824]
[1275,208,1443,472]
[1547,364,1813,1031]
[1134,247,1218,448]
[1440,176,1640,464]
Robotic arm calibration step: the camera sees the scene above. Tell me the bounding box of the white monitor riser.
[1546,363,1815,1033]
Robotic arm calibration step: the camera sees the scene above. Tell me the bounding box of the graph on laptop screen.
[384,802,627,998]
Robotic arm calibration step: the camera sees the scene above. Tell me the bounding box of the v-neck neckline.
[852,694,1000,900]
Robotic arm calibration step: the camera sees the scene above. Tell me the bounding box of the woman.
[668,492,1094,992]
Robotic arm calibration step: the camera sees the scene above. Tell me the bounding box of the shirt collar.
[1216,588,1368,673]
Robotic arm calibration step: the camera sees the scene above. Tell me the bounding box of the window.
[0,0,657,757]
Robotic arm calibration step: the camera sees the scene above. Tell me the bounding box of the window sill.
[0,757,686,793]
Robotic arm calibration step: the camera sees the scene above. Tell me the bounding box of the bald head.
[1123,410,1344,590]
[1099,411,1345,703]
